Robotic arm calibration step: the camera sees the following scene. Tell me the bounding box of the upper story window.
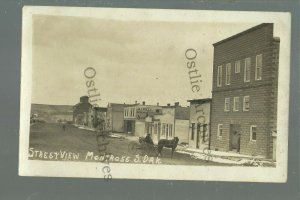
[255,54,262,80]
[224,98,230,112]
[226,63,231,85]
[243,96,250,111]
[244,57,251,82]
[217,65,222,87]
[233,97,239,111]
[235,60,240,73]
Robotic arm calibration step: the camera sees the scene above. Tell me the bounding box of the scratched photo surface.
[19,7,290,182]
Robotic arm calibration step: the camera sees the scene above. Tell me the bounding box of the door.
[196,123,201,149]
[127,121,132,133]
[230,124,241,152]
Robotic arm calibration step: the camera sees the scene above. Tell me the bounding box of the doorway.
[196,123,201,149]
[230,124,241,152]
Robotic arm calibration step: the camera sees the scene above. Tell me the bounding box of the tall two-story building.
[210,23,279,159]
[106,103,127,132]
[123,101,162,137]
[73,96,94,127]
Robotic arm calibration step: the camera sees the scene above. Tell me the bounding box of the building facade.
[188,99,211,150]
[106,103,126,132]
[124,102,162,137]
[73,96,94,127]
[210,23,279,158]
[152,103,189,144]
[93,107,107,130]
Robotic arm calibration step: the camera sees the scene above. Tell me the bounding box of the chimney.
[80,96,89,103]
[157,102,159,106]
[135,100,138,104]
[174,102,180,107]
[167,103,170,107]
[142,101,145,105]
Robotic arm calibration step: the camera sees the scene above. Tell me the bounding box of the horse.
[157,137,179,158]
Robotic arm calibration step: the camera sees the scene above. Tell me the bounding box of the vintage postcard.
[19,6,291,182]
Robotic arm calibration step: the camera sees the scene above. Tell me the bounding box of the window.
[235,60,240,73]
[154,124,157,135]
[224,98,230,112]
[158,123,161,135]
[217,65,222,87]
[191,123,195,140]
[218,124,223,137]
[255,54,262,80]
[244,57,251,82]
[166,124,169,137]
[243,96,250,111]
[225,63,231,85]
[233,97,239,111]
[250,125,257,141]
[169,124,173,137]
[162,124,166,136]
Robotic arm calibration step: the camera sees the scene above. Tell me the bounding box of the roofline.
[213,23,273,46]
[187,98,212,103]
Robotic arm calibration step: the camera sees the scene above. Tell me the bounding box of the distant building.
[188,98,211,150]
[124,101,162,137]
[107,103,128,132]
[73,96,94,127]
[210,23,279,159]
[153,102,190,144]
[93,107,107,130]
[51,112,73,123]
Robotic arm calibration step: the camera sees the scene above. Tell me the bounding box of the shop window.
[191,123,195,140]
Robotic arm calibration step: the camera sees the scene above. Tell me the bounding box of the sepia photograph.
[19,6,291,182]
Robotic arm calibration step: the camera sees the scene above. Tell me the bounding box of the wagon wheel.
[148,145,158,157]
[128,141,139,154]
[142,144,156,156]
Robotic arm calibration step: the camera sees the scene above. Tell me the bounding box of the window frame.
[217,65,222,87]
[250,125,257,142]
[224,98,230,112]
[233,97,239,112]
[244,57,251,82]
[243,96,250,111]
[235,60,240,73]
[225,63,231,85]
[255,54,262,80]
[218,124,223,138]
[169,124,173,137]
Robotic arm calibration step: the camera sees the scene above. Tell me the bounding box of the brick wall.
[210,23,279,158]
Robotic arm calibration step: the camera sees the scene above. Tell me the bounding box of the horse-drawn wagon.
[128,136,180,158]
[128,137,157,156]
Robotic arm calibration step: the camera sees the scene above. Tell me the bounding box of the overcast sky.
[31,15,262,107]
